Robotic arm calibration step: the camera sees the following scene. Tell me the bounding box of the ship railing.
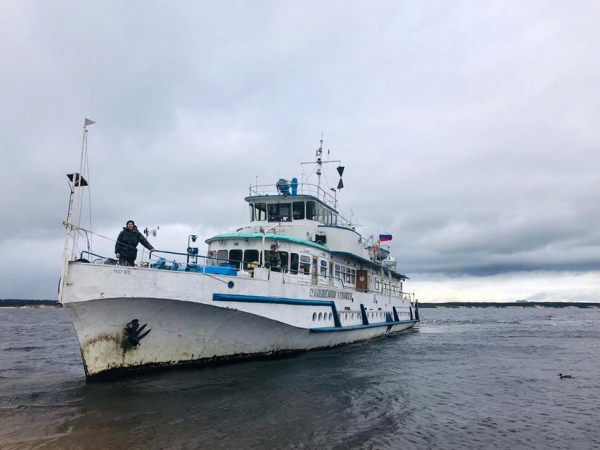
[78,251,411,298]
[249,182,338,209]
[77,250,242,273]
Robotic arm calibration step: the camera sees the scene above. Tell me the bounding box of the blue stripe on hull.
[213,293,342,327]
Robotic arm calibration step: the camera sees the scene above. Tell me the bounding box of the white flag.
[84,118,96,126]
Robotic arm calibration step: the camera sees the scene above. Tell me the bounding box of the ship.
[59,124,419,380]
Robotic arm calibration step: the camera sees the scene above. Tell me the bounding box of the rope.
[84,137,93,253]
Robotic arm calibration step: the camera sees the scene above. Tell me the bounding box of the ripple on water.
[1,308,600,449]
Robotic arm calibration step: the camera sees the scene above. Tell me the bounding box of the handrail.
[150,250,241,267]
[77,248,409,299]
[79,251,109,261]
[249,182,337,207]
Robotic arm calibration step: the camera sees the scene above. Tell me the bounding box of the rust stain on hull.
[83,332,122,348]
[84,327,416,381]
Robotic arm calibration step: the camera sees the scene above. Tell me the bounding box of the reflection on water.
[1,308,600,449]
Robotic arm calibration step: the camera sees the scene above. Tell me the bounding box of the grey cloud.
[2,1,600,299]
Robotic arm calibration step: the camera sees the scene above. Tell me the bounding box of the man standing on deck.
[265,243,282,272]
[115,220,155,266]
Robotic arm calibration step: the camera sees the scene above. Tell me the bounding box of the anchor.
[124,319,151,347]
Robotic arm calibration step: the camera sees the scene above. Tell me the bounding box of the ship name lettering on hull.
[309,288,353,301]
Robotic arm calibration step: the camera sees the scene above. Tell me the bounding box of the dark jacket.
[115,226,154,260]
[265,250,281,269]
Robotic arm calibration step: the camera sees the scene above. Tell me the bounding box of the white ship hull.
[62,262,417,379]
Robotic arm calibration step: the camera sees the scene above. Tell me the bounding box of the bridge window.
[320,259,327,277]
[217,250,228,265]
[268,203,292,222]
[279,252,289,272]
[255,203,266,221]
[229,250,243,269]
[243,250,259,270]
[290,253,299,274]
[293,202,305,220]
[306,201,317,220]
[300,255,311,274]
[249,204,254,221]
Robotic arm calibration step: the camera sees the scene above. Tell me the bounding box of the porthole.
[329,313,332,321]
[318,312,322,321]
[313,312,317,321]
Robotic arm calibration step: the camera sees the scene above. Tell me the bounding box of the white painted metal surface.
[62,262,416,378]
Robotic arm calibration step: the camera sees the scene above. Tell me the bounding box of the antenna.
[315,133,323,197]
[300,134,342,202]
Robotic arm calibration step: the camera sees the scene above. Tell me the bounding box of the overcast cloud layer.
[1,1,599,301]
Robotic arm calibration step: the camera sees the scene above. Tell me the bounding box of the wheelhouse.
[246,195,339,227]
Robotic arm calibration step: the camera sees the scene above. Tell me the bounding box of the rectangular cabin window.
[345,267,351,283]
[320,259,327,277]
[335,264,341,280]
[306,201,317,220]
[350,269,356,284]
[217,249,228,265]
[255,203,266,221]
[229,249,243,269]
[249,204,254,221]
[293,201,305,220]
[268,203,292,222]
[290,253,299,274]
[332,214,338,226]
[279,252,289,272]
[243,250,259,270]
[300,255,311,274]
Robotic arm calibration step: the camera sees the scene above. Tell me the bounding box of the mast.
[70,124,89,260]
[301,134,343,205]
[59,119,94,302]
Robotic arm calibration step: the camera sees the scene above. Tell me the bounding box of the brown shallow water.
[1,307,599,450]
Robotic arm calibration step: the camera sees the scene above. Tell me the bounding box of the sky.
[1,1,599,302]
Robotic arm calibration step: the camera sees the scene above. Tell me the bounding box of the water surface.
[1,307,599,449]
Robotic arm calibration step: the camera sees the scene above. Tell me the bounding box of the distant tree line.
[419,301,599,308]
[0,299,60,307]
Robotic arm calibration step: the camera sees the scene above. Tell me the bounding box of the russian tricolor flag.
[379,234,393,242]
